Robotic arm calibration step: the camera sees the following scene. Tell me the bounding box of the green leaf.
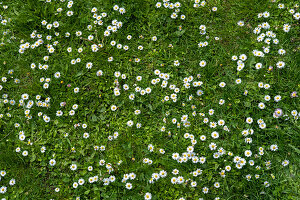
[79,149,85,156]
[99,114,105,120]
[66,138,72,147]
[175,30,185,37]
[148,104,153,112]
[244,101,251,107]
[30,153,36,162]
[75,71,84,77]
[91,114,98,122]
[288,144,300,154]
[247,56,256,68]
[62,177,70,183]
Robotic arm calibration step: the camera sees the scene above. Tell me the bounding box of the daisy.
[70,164,77,171]
[148,144,154,152]
[246,117,253,124]
[244,150,252,157]
[278,3,284,9]
[200,135,206,141]
[282,160,289,166]
[9,179,16,186]
[237,21,244,26]
[0,171,6,177]
[245,138,253,144]
[239,54,247,61]
[219,99,225,105]
[49,159,56,166]
[209,143,217,150]
[74,87,79,93]
[274,95,281,102]
[191,181,197,187]
[255,63,263,69]
[111,105,117,111]
[0,186,7,194]
[264,181,270,187]
[174,60,180,66]
[293,13,300,20]
[125,183,132,190]
[86,62,93,69]
[278,49,286,55]
[73,182,78,188]
[219,82,226,87]
[144,192,152,200]
[264,84,270,89]
[258,102,265,109]
[177,176,184,184]
[225,166,231,171]
[276,61,285,69]
[259,123,266,129]
[202,187,209,194]
[127,120,134,127]
[214,182,220,188]
[270,144,278,151]
[199,60,206,67]
[211,131,219,139]
[119,7,126,14]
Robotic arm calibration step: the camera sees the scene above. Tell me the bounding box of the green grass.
[0,0,299,199]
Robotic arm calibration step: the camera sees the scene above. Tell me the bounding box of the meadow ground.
[0,0,299,199]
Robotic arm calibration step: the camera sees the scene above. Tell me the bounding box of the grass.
[0,0,299,199]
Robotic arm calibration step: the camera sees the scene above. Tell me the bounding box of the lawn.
[0,0,299,199]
